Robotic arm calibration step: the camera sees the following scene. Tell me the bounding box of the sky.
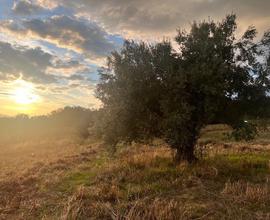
[0,0,269,116]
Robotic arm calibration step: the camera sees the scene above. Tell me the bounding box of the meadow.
[1,124,270,219]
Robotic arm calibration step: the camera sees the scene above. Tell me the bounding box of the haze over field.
[0,0,270,116]
[1,1,270,219]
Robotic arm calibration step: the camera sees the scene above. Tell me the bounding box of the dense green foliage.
[97,14,270,162]
[230,121,258,141]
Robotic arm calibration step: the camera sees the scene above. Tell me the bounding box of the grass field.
[1,125,270,219]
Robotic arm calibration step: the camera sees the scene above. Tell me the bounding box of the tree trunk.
[174,136,198,164]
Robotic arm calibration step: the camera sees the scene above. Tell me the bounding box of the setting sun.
[11,80,40,105]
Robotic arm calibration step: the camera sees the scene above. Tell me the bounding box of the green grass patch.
[57,171,96,192]
[199,124,231,144]
[55,153,109,192]
[207,153,270,182]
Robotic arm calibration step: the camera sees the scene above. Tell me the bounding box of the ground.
[1,125,270,219]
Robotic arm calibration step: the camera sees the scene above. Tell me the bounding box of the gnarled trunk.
[174,144,197,163]
[174,132,198,163]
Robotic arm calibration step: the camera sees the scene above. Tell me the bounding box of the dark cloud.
[52,60,80,69]
[67,74,85,81]
[0,41,88,85]
[0,41,57,83]
[1,15,118,59]
[12,0,46,15]
[39,0,270,38]
[0,41,97,105]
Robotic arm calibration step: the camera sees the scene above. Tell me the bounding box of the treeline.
[0,106,97,143]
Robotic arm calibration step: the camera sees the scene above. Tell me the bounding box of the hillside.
[1,125,270,219]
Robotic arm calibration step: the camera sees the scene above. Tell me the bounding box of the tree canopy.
[97,14,270,162]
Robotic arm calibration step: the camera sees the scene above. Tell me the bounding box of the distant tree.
[97,14,270,163]
[49,106,94,137]
[0,106,95,142]
[15,114,30,120]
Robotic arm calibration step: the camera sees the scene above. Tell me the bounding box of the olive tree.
[97,14,270,163]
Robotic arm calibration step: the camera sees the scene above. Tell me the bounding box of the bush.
[230,122,258,141]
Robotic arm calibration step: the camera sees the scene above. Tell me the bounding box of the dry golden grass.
[1,126,270,219]
[222,180,269,203]
[0,137,102,219]
[56,143,270,220]
[0,137,91,180]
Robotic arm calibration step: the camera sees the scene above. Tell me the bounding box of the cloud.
[0,41,57,83]
[35,0,58,9]
[68,74,85,81]
[0,40,92,85]
[37,0,270,38]
[0,15,119,60]
[12,0,47,15]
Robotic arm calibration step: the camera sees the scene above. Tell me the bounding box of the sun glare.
[11,80,40,105]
